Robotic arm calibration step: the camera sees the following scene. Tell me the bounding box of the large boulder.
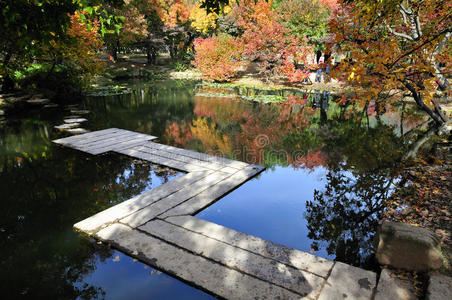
[376,221,446,271]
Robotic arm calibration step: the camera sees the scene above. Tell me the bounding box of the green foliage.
[15,63,86,96]
[275,0,332,51]
[173,61,188,72]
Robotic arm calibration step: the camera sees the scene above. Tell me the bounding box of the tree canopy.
[330,0,451,125]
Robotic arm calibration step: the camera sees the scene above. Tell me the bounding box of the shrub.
[193,34,243,82]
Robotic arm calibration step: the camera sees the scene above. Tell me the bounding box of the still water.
[0,80,424,299]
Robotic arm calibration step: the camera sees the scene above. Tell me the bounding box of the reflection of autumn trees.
[164,96,318,166]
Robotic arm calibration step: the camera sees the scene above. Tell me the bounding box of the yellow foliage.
[190,118,232,154]
[190,6,218,34]
[189,1,233,34]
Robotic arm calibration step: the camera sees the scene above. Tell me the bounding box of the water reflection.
[0,80,429,298]
[305,165,397,268]
[0,121,191,299]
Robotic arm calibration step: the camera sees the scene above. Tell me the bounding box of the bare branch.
[386,24,414,41]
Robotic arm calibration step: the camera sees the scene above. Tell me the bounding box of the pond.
[0,80,426,299]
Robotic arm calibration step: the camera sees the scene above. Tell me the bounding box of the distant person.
[324,64,331,83]
[316,54,325,83]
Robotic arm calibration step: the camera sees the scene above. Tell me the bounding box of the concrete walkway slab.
[140,219,325,296]
[96,223,305,299]
[164,215,334,278]
[53,128,377,299]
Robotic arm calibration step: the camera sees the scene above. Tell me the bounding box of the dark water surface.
[0,80,424,299]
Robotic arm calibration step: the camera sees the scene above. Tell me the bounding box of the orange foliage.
[330,0,451,125]
[192,34,244,81]
[63,11,104,84]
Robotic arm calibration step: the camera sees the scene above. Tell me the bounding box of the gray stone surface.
[164,216,334,278]
[143,141,249,169]
[44,103,59,108]
[67,128,89,134]
[27,98,50,105]
[376,221,445,271]
[74,171,212,234]
[140,219,325,296]
[134,144,226,171]
[75,131,146,148]
[55,130,158,155]
[375,269,416,300]
[55,123,80,130]
[161,165,265,217]
[70,109,90,114]
[118,148,209,172]
[317,262,376,300]
[82,137,153,155]
[95,223,305,299]
[427,273,452,300]
[120,171,232,227]
[53,128,121,145]
[64,118,87,123]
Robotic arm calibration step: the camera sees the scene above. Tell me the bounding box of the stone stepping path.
[64,117,88,124]
[53,128,377,299]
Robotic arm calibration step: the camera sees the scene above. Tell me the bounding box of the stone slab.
[374,269,416,300]
[44,103,59,108]
[134,145,225,171]
[317,262,376,300]
[74,131,147,148]
[143,141,249,169]
[82,137,154,155]
[95,223,304,299]
[27,98,50,105]
[70,109,90,114]
[74,171,212,234]
[67,128,90,134]
[55,123,80,130]
[140,219,325,297]
[120,171,232,227]
[52,128,120,145]
[64,130,154,149]
[427,273,452,300]
[164,216,333,278]
[118,148,209,172]
[161,165,265,217]
[64,118,87,123]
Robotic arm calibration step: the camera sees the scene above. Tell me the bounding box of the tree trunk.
[402,125,439,160]
[403,81,446,126]
[1,51,14,92]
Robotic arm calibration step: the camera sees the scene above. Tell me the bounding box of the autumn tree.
[232,0,314,81]
[0,0,123,92]
[192,33,243,81]
[275,0,337,52]
[330,0,451,126]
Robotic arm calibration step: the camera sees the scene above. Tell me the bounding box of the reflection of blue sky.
[198,165,398,262]
[75,250,213,300]
[197,166,333,260]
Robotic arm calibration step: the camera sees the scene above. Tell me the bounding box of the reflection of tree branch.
[305,166,396,267]
[402,124,438,160]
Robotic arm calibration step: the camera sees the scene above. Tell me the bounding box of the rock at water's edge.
[376,221,446,271]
